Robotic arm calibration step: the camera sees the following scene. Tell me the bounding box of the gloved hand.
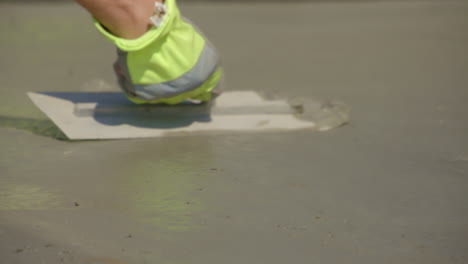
[94,0,223,104]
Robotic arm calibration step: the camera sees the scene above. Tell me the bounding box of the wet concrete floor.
[1,1,468,263]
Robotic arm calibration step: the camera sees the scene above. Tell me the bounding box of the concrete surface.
[0,1,467,263]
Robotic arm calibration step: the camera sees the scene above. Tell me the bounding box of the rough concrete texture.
[0,1,467,263]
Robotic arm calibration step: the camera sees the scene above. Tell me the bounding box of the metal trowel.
[28,91,317,140]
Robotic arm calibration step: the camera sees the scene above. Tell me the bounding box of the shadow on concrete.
[38,92,212,129]
[0,115,68,140]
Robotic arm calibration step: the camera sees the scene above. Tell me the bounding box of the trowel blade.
[27,91,316,140]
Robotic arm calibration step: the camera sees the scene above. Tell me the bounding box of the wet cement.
[1,1,468,263]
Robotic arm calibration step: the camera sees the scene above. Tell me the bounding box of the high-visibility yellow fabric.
[93,0,222,104]
[128,67,222,105]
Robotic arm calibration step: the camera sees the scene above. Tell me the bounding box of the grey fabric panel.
[113,49,137,97]
[133,43,219,101]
